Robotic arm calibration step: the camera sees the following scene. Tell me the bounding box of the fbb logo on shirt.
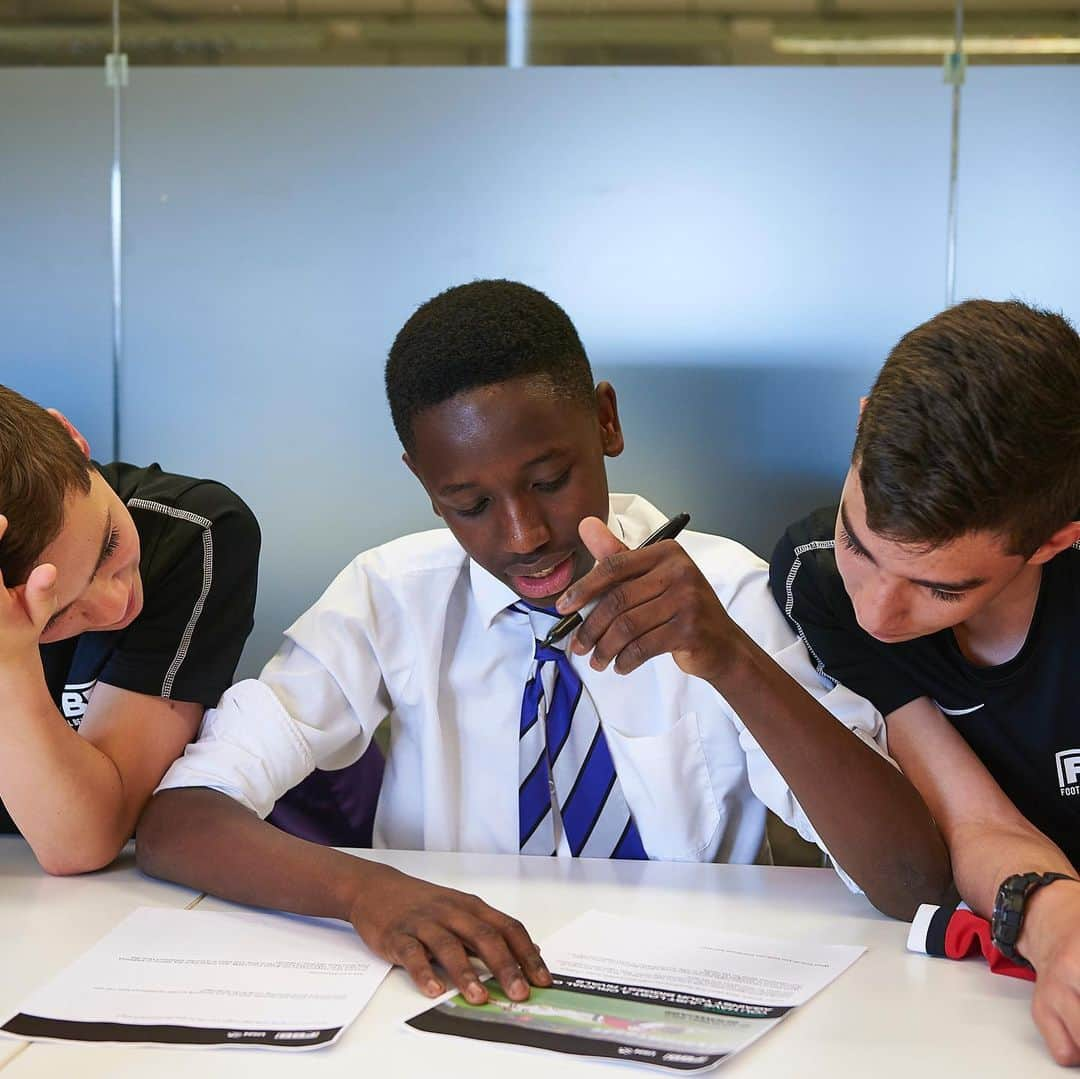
[60,680,96,728]
[1055,749,1080,797]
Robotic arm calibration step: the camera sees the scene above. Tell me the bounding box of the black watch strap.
[992,872,1078,967]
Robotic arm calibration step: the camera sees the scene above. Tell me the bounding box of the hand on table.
[1019,879,1080,1065]
[556,516,739,685]
[348,861,552,1004]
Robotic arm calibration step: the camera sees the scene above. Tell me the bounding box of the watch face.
[990,873,1077,968]
[992,875,1036,951]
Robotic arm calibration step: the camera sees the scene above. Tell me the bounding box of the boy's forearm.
[0,662,128,874]
[711,633,952,920]
[139,788,553,1006]
[949,820,1075,919]
[945,819,1078,969]
[137,788,374,923]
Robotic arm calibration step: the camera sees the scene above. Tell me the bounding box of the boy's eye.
[535,469,570,493]
[930,587,966,604]
[103,526,121,561]
[455,499,490,519]
[90,526,122,583]
[839,527,866,559]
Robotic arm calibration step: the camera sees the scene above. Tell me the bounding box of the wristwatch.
[991,872,1077,967]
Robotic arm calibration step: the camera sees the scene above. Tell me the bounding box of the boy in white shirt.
[138,280,949,1008]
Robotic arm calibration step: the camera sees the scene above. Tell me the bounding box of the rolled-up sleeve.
[156,558,391,816]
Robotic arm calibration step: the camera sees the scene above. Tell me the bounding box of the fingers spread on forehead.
[23,564,59,627]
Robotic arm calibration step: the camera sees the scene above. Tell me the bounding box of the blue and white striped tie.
[515,605,647,860]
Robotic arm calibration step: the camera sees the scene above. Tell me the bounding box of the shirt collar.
[469,497,637,630]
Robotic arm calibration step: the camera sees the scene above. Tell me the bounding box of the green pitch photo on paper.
[406,972,787,1072]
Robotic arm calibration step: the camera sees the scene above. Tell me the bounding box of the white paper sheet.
[2,907,390,1050]
[408,910,865,1072]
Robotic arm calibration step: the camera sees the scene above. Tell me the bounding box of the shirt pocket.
[601,710,721,862]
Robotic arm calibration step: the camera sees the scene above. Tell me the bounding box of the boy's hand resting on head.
[556,516,740,686]
[348,861,552,1004]
[0,514,58,662]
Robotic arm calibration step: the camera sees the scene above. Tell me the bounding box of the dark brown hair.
[855,299,1080,557]
[0,386,92,586]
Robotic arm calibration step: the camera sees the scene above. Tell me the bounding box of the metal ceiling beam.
[2,11,1078,54]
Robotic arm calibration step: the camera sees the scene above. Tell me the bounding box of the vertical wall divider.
[106,0,126,461]
[944,0,965,307]
[507,0,530,69]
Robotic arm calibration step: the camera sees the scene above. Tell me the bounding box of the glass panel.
[114,66,946,667]
[0,67,114,450]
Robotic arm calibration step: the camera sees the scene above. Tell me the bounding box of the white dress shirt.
[158,494,888,886]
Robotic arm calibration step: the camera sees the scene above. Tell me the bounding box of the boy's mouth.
[508,553,576,601]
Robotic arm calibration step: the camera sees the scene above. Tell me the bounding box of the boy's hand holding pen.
[555,512,753,687]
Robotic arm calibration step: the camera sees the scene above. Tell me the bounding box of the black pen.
[541,512,691,649]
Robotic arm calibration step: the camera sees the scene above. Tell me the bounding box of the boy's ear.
[402,451,443,519]
[1028,520,1080,566]
[46,409,91,460]
[595,381,624,459]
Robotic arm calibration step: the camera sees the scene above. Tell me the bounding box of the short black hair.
[385,279,595,453]
[855,298,1080,556]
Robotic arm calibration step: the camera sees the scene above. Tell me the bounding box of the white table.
[0,837,200,1071]
[0,847,1058,1076]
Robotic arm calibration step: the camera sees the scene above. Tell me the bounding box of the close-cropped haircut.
[385,279,595,453]
[855,299,1080,557]
[0,386,92,586]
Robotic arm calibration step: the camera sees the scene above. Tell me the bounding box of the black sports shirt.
[770,506,1080,868]
[0,462,259,835]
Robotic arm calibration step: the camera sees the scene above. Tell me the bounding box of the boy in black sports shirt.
[0,385,260,873]
[770,299,1080,1065]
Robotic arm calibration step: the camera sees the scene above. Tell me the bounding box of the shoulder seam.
[126,498,214,699]
[784,538,835,683]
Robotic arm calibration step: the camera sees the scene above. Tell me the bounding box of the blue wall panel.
[0,70,113,454]
[958,67,1080,316]
[115,68,951,673]
[5,66,1076,676]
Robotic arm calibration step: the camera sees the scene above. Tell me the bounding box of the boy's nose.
[503,501,551,554]
[855,580,906,639]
